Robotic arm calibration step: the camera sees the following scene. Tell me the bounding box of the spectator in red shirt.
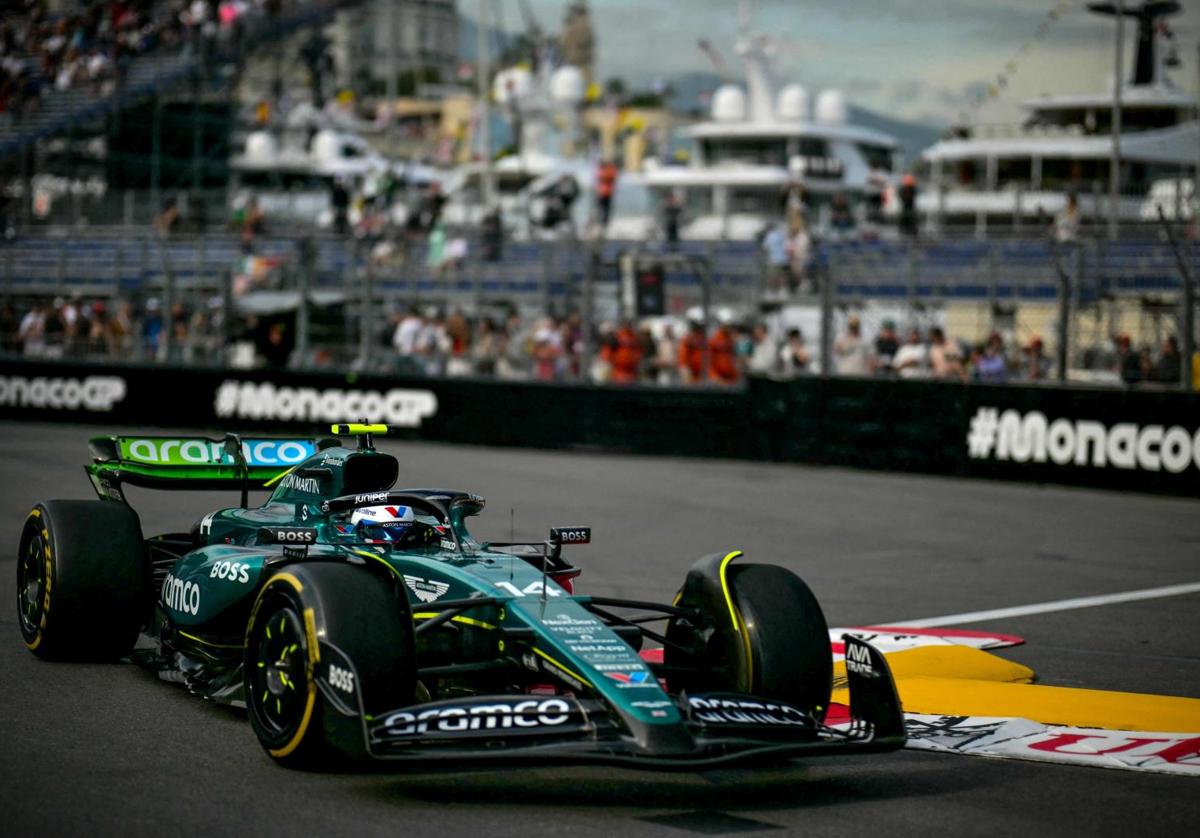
[595,158,619,229]
[607,320,643,383]
[708,323,740,384]
[678,321,707,383]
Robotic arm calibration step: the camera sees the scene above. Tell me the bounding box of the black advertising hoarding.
[960,384,1200,496]
[1,359,1197,497]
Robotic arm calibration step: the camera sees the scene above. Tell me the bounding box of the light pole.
[477,0,495,206]
[1108,0,1124,240]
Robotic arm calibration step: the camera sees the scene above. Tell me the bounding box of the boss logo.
[209,560,251,583]
[329,663,355,694]
[261,527,318,544]
[551,527,591,544]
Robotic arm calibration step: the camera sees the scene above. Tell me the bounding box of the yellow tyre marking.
[716,551,753,689]
[248,572,319,759]
[303,607,320,665]
[24,517,52,651]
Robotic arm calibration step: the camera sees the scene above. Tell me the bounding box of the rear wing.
[85,434,337,502]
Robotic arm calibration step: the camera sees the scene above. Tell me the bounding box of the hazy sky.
[484,0,1200,125]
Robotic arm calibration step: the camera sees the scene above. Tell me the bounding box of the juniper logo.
[214,380,437,428]
[967,408,1200,474]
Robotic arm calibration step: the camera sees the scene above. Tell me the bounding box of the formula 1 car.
[17,424,905,769]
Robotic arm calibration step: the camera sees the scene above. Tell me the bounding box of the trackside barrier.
[1,359,1197,497]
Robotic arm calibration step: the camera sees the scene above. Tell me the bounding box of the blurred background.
[0,0,1196,392]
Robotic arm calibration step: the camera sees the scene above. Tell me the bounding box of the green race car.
[17,423,905,769]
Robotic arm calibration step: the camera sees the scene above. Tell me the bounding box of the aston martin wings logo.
[403,574,450,603]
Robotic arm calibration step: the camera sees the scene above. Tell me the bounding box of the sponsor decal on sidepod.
[161,573,200,616]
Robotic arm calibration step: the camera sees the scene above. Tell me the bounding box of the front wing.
[319,636,905,769]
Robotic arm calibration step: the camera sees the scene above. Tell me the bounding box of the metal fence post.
[1156,206,1195,389]
[196,235,204,294]
[295,238,313,369]
[581,242,597,383]
[541,239,554,316]
[158,240,176,363]
[820,257,834,377]
[360,254,375,371]
[1055,252,1070,384]
[700,255,712,382]
[221,268,233,367]
[906,243,918,328]
[987,242,998,333]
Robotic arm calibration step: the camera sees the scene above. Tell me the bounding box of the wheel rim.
[17,529,47,639]
[249,605,308,739]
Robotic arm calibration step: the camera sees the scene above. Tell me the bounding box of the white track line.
[893,582,1200,628]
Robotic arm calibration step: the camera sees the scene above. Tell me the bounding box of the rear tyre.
[17,501,147,660]
[666,563,833,720]
[244,563,416,769]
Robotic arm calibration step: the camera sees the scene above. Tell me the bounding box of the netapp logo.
[968,408,1200,474]
[0,375,126,412]
[215,380,437,428]
[380,698,574,737]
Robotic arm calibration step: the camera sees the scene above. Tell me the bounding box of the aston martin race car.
[17,424,905,769]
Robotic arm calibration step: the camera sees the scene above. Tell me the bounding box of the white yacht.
[440,62,597,238]
[634,4,902,241]
[919,1,1198,234]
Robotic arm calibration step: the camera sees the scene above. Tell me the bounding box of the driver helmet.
[350,505,438,547]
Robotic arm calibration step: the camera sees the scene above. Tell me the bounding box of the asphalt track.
[2,420,1199,837]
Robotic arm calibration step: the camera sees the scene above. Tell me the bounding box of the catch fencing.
[2,229,1196,387]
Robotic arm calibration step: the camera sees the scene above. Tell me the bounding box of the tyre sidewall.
[19,500,147,660]
[244,563,416,768]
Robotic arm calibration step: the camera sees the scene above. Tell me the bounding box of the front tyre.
[17,501,147,660]
[244,563,416,769]
[666,559,833,720]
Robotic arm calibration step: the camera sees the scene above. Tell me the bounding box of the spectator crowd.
[1,0,295,125]
[1,292,1190,390]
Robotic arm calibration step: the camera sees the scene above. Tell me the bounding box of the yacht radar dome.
[777,85,809,121]
[815,89,847,125]
[243,131,278,163]
[310,130,342,164]
[712,85,748,122]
